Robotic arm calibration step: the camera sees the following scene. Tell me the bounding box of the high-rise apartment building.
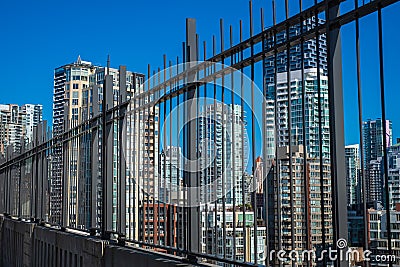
[388,141,400,209]
[363,119,392,166]
[368,207,400,266]
[51,57,97,224]
[267,145,333,266]
[265,17,327,84]
[21,104,43,143]
[51,56,147,234]
[201,209,266,265]
[345,144,361,206]
[160,146,183,204]
[362,118,393,203]
[0,104,26,154]
[0,104,43,154]
[264,17,331,264]
[198,103,248,206]
[265,68,330,159]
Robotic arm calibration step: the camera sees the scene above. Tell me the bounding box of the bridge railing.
[1,1,399,266]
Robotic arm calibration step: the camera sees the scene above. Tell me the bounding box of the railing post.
[32,128,38,220]
[118,65,127,239]
[0,154,5,214]
[326,2,349,267]
[91,84,100,231]
[62,104,70,227]
[184,18,200,261]
[101,72,114,238]
[37,123,43,220]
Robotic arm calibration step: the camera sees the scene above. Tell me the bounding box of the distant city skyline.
[0,0,399,144]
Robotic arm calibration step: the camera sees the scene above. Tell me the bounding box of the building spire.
[77,55,82,64]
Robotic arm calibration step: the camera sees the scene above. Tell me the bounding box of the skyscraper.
[51,56,147,233]
[198,103,248,206]
[265,17,327,84]
[387,141,400,209]
[160,146,183,204]
[0,104,25,154]
[268,145,333,266]
[363,119,393,167]
[345,144,361,206]
[264,17,332,265]
[0,104,43,154]
[362,118,393,203]
[21,104,43,143]
[265,68,330,159]
[51,56,97,224]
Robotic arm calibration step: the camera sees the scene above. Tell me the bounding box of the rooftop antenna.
[107,55,110,75]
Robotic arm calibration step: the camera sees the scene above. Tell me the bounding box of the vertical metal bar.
[151,68,155,249]
[163,55,168,249]
[168,59,173,249]
[161,59,167,248]
[71,114,76,227]
[101,74,114,238]
[42,121,48,221]
[212,34,218,257]
[284,1,296,264]
[229,24,237,263]
[378,7,393,264]
[176,55,182,251]
[19,138,24,218]
[119,66,127,237]
[354,1,369,260]
[131,74,136,241]
[181,42,188,252]
[62,112,69,226]
[249,0,259,263]
[260,6,271,267]
[326,3,348,267]
[202,40,209,257]
[91,85,100,231]
[239,19,247,263]
[195,34,202,258]
[34,126,39,220]
[299,2,311,266]
[219,18,227,260]
[135,68,143,245]
[315,8,327,265]
[185,18,200,259]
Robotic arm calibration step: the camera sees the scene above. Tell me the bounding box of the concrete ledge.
[33,226,107,266]
[0,216,216,267]
[0,215,35,267]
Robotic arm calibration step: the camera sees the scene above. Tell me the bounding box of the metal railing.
[1,0,399,266]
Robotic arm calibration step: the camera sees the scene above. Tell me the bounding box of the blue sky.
[0,0,399,146]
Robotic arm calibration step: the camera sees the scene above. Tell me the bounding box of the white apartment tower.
[345,144,361,206]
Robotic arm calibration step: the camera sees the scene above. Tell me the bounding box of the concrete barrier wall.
[32,226,106,267]
[0,216,35,267]
[0,216,211,267]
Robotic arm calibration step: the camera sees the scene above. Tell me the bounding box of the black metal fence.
[1,0,399,266]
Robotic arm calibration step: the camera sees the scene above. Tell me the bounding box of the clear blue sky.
[0,0,398,145]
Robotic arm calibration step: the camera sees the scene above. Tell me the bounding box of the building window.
[73,84,79,89]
